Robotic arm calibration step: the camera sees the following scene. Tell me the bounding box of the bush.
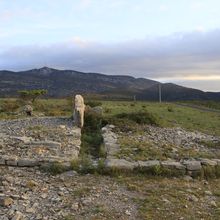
[71,156,95,174]
[1,100,20,113]
[167,106,174,112]
[85,100,102,107]
[41,162,66,175]
[81,111,104,157]
[115,111,160,126]
[83,111,103,132]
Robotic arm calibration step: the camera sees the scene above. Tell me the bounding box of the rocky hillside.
[1,67,220,101]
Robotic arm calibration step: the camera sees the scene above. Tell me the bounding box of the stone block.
[17,159,39,167]
[105,159,137,170]
[138,160,160,168]
[184,160,202,171]
[161,161,186,170]
[200,159,217,166]
[6,159,17,166]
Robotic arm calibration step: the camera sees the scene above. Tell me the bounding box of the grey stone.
[30,140,61,148]
[0,158,5,165]
[200,159,217,166]
[11,136,32,144]
[92,106,103,115]
[184,161,202,171]
[188,195,199,202]
[23,104,33,116]
[183,175,193,181]
[11,211,24,220]
[17,159,39,167]
[138,160,160,168]
[212,159,220,165]
[6,159,17,166]
[161,161,186,170]
[105,159,137,170]
[0,197,13,207]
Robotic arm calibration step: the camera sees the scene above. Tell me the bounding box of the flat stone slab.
[161,161,186,170]
[199,159,218,166]
[17,159,40,167]
[138,160,160,168]
[105,159,137,170]
[29,141,61,148]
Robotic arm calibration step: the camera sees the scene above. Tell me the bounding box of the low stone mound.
[0,117,81,167]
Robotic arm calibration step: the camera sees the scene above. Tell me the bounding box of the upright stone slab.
[74,95,85,128]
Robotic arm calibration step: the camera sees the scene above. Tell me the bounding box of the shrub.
[76,155,96,174]
[115,111,160,126]
[85,100,102,107]
[167,106,174,112]
[41,162,66,175]
[83,111,103,132]
[18,89,47,103]
[1,100,20,113]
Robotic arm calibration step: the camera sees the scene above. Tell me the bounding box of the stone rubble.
[0,166,138,220]
[0,117,81,168]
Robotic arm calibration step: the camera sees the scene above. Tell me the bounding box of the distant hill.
[0,67,220,101]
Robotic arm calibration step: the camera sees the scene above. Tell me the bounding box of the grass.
[101,101,220,136]
[0,98,72,119]
[181,100,220,110]
[117,134,220,160]
[199,140,220,149]
[116,175,220,220]
[1,98,220,136]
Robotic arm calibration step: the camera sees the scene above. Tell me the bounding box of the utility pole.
[133,95,136,102]
[158,83,162,103]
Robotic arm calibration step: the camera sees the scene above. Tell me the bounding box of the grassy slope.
[181,100,220,110]
[1,98,220,135]
[102,101,220,136]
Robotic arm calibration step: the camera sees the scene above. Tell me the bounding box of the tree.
[18,89,47,103]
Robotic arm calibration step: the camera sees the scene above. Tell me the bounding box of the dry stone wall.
[102,125,220,177]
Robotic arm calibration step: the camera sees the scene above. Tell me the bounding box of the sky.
[0,0,220,91]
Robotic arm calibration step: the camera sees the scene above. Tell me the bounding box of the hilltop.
[1,67,220,101]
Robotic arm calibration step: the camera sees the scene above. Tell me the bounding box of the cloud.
[159,5,169,12]
[0,29,220,83]
[80,0,91,8]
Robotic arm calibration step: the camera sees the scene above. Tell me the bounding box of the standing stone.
[73,95,85,128]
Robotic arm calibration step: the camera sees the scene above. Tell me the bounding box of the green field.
[1,98,220,135]
[101,101,220,136]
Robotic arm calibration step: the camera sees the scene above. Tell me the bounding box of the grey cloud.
[1,29,220,80]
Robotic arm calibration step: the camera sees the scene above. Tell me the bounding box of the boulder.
[92,106,103,115]
[23,105,33,116]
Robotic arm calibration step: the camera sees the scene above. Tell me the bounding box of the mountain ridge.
[0,67,220,101]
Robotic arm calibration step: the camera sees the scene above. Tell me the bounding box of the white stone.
[74,95,85,128]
